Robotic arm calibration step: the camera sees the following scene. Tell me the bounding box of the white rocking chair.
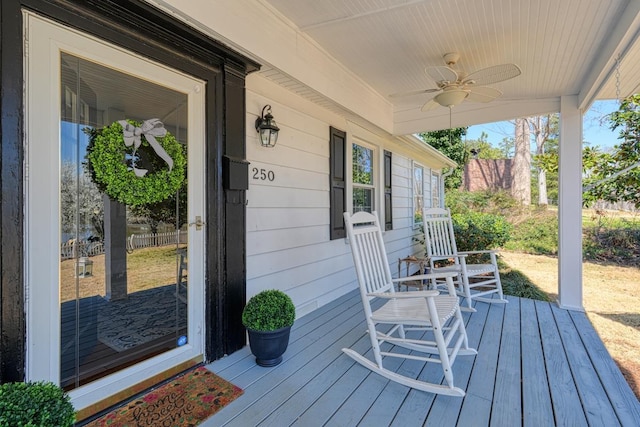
[342,211,477,397]
[422,207,507,310]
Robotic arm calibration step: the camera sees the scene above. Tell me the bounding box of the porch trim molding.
[148,0,395,134]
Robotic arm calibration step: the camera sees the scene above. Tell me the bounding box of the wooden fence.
[60,241,104,260]
[60,231,187,260]
[128,230,187,250]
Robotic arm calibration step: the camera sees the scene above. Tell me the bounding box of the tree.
[498,136,515,158]
[511,118,531,205]
[532,135,559,204]
[419,127,468,189]
[584,95,640,207]
[466,132,504,159]
[60,161,104,241]
[128,189,188,234]
[529,114,558,205]
[528,115,551,206]
[536,143,612,208]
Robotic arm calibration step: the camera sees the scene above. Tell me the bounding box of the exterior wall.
[245,76,430,318]
[463,159,513,192]
[0,1,455,396]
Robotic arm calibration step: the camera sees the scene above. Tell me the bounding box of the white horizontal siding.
[246,207,326,232]
[247,225,329,254]
[245,79,442,317]
[248,187,328,209]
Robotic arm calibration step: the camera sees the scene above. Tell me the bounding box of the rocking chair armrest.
[392,271,458,283]
[430,254,467,261]
[368,290,440,299]
[458,250,498,255]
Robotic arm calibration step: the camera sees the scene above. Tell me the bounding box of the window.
[352,143,374,213]
[329,130,392,239]
[413,162,424,227]
[431,172,442,208]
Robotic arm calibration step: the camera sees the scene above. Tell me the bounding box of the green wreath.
[85,119,186,206]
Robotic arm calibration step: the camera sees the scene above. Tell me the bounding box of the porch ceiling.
[261,0,640,134]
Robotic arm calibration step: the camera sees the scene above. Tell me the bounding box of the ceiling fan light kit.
[434,88,469,108]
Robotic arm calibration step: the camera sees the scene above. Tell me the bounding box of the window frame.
[431,171,442,208]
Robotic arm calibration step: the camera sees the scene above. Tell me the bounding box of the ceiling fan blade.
[420,98,440,112]
[466,86,502,103]
[425,65,458,84]
[464,63,521,85]
[388,88,439,98]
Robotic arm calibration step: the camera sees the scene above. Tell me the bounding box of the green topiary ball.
[84,120,186,207]
[242,290,296,332]
[0,381,75,427]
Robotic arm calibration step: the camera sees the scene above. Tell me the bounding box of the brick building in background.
[463,159,513,192]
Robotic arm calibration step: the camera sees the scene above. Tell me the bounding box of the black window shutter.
[330,127,347,240]
[384,150,393,230]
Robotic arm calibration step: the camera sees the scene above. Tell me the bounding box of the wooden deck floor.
[202,290,640,426]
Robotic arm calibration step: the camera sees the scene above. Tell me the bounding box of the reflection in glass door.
[59,53,190,390]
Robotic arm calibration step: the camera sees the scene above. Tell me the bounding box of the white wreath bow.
[118,119,174,177]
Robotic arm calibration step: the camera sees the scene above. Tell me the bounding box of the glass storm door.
[25,13,205,410]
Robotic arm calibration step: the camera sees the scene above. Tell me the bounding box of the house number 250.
[252,167,275,181]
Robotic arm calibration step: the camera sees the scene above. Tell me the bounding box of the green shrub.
[446,189,520,216]
[504,214,558,255]
[242,290,296,331]
[451,212,512,252]
[0,381,75,427]
[583,224,640,266]
[446,190,487,214]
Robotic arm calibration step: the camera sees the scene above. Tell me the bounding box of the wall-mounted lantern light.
[255,105,280,147]
[75,256,94,278]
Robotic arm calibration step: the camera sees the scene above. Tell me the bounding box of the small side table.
[397,256,430,291]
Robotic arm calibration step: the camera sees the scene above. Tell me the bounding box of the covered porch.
[203,291,640,426]
[153,0,640,314]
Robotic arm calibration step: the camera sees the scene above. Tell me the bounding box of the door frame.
[0,0,258,384]
[26,12,210,409]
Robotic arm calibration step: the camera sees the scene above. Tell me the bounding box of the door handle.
[189,216,205,230]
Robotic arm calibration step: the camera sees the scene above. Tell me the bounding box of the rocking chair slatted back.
[424,208,457,259]
[346,211,395,296]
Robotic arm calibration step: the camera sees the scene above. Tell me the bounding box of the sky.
[465,99,622,150]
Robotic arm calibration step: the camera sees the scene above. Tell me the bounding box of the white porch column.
[558,95,584,311]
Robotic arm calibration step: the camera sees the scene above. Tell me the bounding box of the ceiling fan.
[390,52,521,111]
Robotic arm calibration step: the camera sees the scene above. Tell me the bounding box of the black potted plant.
[242,289,296,367]
[0,381,75,426]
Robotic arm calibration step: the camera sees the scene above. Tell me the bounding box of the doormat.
[84,366,242,427]
[98,285,187,352]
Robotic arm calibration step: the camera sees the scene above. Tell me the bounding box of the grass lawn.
[60,246,183,302]
[500,250,640,400]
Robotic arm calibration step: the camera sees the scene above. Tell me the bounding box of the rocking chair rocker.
[342,211,476,396]
[422,207,507,310]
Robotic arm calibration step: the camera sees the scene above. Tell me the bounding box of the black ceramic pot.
[247,325,291,367]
